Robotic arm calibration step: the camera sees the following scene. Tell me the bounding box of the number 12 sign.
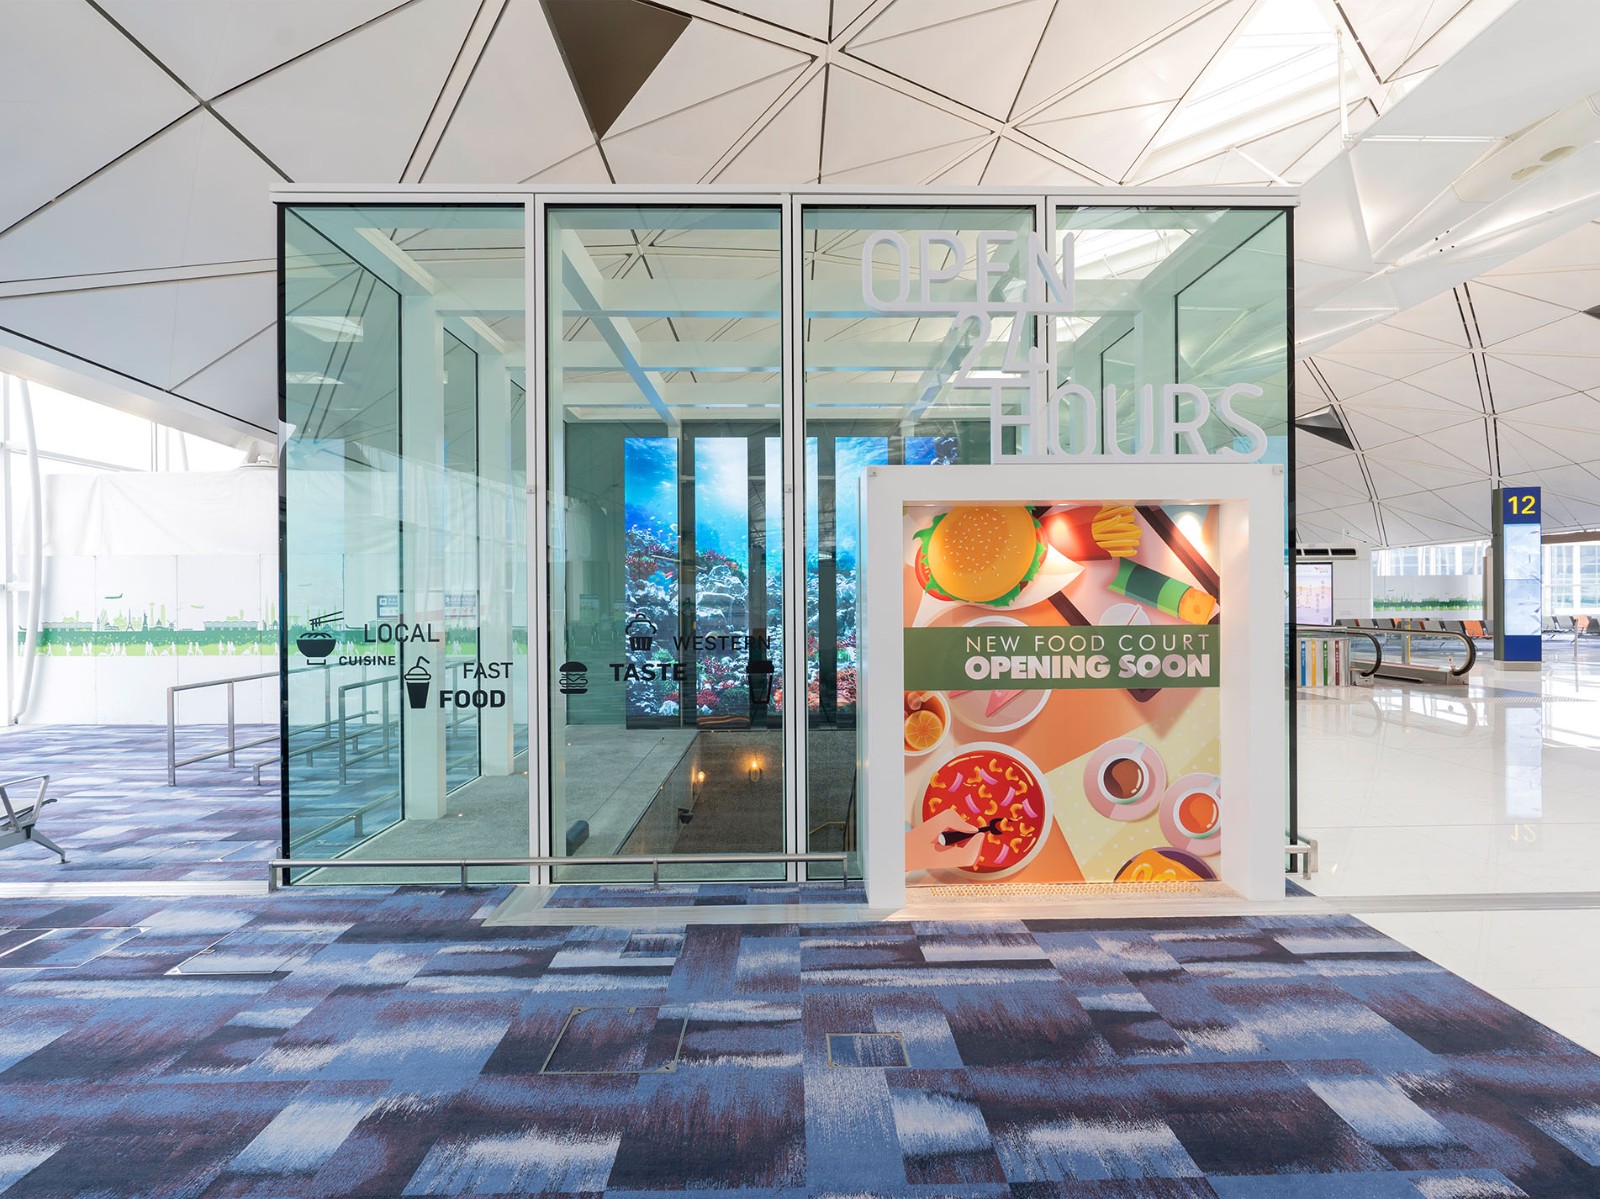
[1495,486,1541,663]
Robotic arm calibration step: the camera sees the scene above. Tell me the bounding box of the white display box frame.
[859,463,1287,909]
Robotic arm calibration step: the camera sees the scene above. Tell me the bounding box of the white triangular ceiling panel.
[1466,283,1575,347]
[851,0,1021,45]
[1012,0,1217,117]
[981,138,1097,186]
[1403,357,1484,409]
[525,145,609,184]
[1409,419,1491,473]
[1312,350,1463,381]
[824,133,990,185]
[1298,458,1372,501]
[930,141,997,185]
[821,68,989,176]
[1482,270,1600,312]
[1498,392,1600,433]
[1482,357,1573,410]
[1319,502,1385,544]
[1494,314,1600,359]
[1338,379,1479,416]
[1497,352,1600,393]
[849,0,1054,117]
[0,0,196,232]
[1385,289,1468,348]
[1021,101,1175,182]
[609,21,811,137]
[173,327,275,430]
[1308,359,1392,401]
[1139,151,1234,187]
[1295,436,1355,470]
[167,275,276,390]
[1341,410,1415,449]
[831,0,880,36]
[605,66,806,183]
[1360,460,1447,502]
[1486,220,1600,274]
[423,0,593,183]
[721,0,830,40]
[1239,112,1340,179]
[0,281,183,392]
[1499,420,1600,465]
[716,72,826,184]
[1336,0,1463,82]
[1318,320,1463,357]
[212,0,478,183]
[0,112,275,282]
[97,0,410,100]
[1496,425,1583,476]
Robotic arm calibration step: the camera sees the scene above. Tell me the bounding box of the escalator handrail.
[1297,625,1382,679]
[1315,622,1478,678]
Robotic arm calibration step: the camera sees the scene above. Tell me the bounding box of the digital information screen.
[1294,562,1333,626]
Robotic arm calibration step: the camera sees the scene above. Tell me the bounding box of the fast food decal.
[902,501,1223,886]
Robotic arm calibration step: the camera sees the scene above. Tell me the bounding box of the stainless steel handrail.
[167,667,330,785]
[1298,626,1383,678]
[268,851,854,891]
[1377,622,1476,677]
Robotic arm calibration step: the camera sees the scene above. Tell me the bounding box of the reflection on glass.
[548,206,785,881]
[801,206,1031,872]
[282,205,527,883]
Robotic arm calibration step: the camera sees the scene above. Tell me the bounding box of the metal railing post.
[227,682,236,767]
[166,687,177,786]
[338,686,349,785]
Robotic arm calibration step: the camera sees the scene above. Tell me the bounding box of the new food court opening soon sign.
[897,498,1227,889]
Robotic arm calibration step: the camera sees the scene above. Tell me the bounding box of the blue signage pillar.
[1492,486,1542,668]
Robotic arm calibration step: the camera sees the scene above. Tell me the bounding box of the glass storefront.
[278,192,1291,885]
[281,205,527,883]
[545,205,786,881]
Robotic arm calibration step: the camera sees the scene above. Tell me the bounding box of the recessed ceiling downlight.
[1541,144,1578,162]
[1511,163,1548,180]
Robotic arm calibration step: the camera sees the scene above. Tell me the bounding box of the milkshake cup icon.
[404,657,432,709]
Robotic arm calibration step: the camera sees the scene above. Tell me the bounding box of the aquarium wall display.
[280,191,1292,884]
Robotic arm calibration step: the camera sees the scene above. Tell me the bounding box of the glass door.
[546,204,787,881]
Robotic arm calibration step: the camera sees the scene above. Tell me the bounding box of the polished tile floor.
[1298,643,1600,1053]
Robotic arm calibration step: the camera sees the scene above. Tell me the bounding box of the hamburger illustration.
[913,505,1045,606]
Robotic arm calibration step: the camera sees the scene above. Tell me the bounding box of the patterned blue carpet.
[0,724,278,882]
[1,885,1598,1197]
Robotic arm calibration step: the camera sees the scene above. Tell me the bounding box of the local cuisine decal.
[901,500,1224,888]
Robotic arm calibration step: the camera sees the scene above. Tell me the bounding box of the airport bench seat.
[0,774,65,863]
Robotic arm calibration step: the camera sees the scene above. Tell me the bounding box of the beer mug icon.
[625,617,657,653]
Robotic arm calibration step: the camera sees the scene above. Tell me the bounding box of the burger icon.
[296,611,341,663]
[558,660,589,695]
[913,506,1045,606]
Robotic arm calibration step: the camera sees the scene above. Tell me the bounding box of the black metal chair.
[0,774,65,863]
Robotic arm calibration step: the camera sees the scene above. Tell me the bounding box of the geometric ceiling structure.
[1297,219,1600,547]
[4,0,1600,548]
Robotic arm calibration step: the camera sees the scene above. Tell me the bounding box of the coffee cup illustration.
[625,617,657,652]
[404,657,432,709]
